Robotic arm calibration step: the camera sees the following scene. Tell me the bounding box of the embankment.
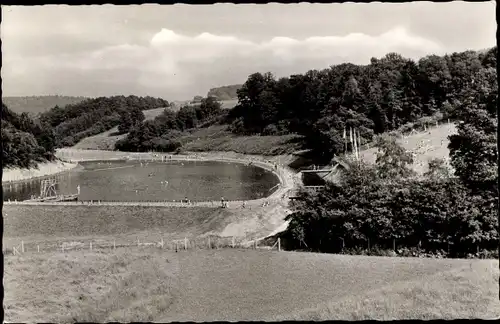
[2,160,78,184]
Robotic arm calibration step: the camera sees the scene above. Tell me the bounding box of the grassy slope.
[2,96,88,115]
[3,199,290,249]
[71,107,169,150]
[4,249,498,322]
[359,123,456,174]
[180,125,303,155]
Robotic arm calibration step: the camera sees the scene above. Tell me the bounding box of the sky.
[1,2,496,101]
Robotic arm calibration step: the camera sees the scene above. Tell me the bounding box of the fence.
[3,235,282,256]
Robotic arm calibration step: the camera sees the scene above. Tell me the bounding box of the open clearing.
[4,248,498,322]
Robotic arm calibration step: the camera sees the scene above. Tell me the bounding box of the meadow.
[4,248,498,322]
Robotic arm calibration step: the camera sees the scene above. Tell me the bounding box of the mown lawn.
[4,248,498,322]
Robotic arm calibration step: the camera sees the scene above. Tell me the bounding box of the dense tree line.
[2,103,56,168]
[282,47,498,258]
[115,96,222,152]
[227,47,497,163]
[39,95,169,147]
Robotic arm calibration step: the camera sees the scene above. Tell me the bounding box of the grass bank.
[2,160,78,183]
[4,248,498,322]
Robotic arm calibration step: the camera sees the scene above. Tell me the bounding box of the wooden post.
[21,241,25,253]
[37,245,40,253]
[208,237,211,249]
[184,237,187,250]
[278,238,281,251]
[160,238,164,249]
[113,240,116,250]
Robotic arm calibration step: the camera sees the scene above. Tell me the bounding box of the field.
[2,95,88,115]
[4,248,498,322]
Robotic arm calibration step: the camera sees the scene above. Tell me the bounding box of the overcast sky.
[1,2,496,101]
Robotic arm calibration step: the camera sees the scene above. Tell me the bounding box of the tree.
[448,69,498,190]
[374,135,415,180]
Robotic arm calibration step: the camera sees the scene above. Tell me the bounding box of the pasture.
[4,248,498,322]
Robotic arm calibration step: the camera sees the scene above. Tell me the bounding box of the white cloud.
[2,27,447,99]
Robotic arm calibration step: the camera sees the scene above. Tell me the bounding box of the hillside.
[359,122,457,174]
[71,107,170,150]
[38,95,169,147]
[207,84,242,100]
[2,96,88,116]
[4,248,498,322]
[1,103,56,168]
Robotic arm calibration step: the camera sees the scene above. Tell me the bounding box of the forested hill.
[115,47,497,162]
[2,103,56,168]
[39,95,169,148]
[2,96,88,116]
[226,47,497,163]
[207,84,242,100]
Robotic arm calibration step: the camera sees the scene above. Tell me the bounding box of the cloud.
[2,27,446,99]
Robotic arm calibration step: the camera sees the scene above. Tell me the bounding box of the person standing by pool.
[221,197,225,208]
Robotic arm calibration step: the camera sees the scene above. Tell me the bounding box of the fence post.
[208,237,211,249]
[21,241,25,253]
[184,237,187,250]
[278,238,281,251]
[160,238,164,249]
[37,245,40,253]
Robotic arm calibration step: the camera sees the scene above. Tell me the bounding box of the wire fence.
[3,235,282,256]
